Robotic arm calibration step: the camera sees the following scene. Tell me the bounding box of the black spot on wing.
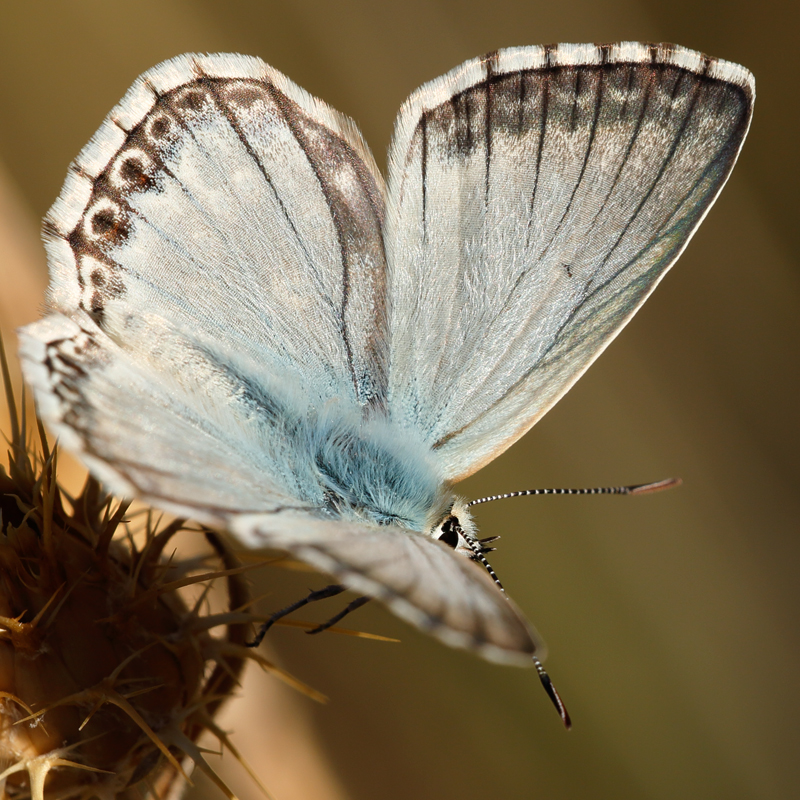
[179,89,205,112]
[119,156,155,191]
[89,268,107,288]
[89,206,127,239]
[220,81,265,109]
[149,115,172,138]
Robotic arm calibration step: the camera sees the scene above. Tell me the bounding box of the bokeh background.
[1,2,798,799]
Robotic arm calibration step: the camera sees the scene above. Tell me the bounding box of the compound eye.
[437,518,459,548]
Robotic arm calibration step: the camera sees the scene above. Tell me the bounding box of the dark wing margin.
[385,42,754,481]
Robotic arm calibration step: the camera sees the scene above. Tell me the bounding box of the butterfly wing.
[19,45,754,668]
[21,53,392,517]
[232,511,543,665]
[42,52,388,411]
[20,306,543,663]
[385,43,754,482]
[19,311,318,521]
[21,313,540,664]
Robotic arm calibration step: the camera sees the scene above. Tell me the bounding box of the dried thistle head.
[0,339,288,800]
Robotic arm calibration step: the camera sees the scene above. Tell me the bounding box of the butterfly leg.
[247,584,347,647]
[306,595,371,635]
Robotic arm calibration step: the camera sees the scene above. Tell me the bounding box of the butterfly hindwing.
[19,311,316,522]
[21,307,539,663]
[233,512,544,665]
[385,43,754,481]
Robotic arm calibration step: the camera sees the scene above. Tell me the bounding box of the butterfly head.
[431,500,505,590]
[432,501,477,555]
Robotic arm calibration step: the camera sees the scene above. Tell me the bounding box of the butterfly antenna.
[468,477,681,507]
[533,656,571,729]
[462,527,572,727]
[466,479,678,729]
[464,534,571,727]
[464,537,505,592]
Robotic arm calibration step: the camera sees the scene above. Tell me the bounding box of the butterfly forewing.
[23,52,393,521]
[385,43,754,482]
[45,53,388,411]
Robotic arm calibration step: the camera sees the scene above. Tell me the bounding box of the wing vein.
[265,82,361,401]
[201,79,321,284]
[524,67,551,250]
[533,65,606,268]
[589,67,706,284]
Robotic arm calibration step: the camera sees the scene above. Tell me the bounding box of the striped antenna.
[465,478,680,729]
[463,539,571,728]
[464,536,505,591]
[468,477,681,507]
[462,527,572,727]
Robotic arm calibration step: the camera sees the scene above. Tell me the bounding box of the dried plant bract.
[0,337,287,800]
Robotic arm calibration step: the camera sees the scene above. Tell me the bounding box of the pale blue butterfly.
[19,43,753,726]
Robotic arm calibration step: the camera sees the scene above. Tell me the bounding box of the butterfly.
[19,42,753,727]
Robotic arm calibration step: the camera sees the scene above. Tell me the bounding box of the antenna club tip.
[533,656,571,729]
[628,477,682,495]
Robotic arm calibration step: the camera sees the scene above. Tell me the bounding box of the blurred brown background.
[1,2,798,799]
